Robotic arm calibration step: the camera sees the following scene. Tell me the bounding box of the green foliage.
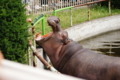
[0,0,29,64]
[101,0,120,9]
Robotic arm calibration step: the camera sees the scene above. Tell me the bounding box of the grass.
[27,5,120,34]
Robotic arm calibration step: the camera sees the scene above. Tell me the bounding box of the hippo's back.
[56,46,120,80]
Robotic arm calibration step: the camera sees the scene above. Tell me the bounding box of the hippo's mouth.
[35,16,60,43]
[35,34,42,41]
[35,32,53,43]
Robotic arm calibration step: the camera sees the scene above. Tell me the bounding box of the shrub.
[0,0,29,64]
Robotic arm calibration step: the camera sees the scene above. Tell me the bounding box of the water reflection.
[79,30,120,57]
[92,41,120,57]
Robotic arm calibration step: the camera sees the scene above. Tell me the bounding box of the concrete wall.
[65,14,120,42]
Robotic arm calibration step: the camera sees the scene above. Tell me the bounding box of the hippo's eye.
[55,20,59,23]
[48,23,50,25]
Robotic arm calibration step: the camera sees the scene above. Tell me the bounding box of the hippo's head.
[35,16,71,45]
[47,16,61,33]
[35,16,71,67]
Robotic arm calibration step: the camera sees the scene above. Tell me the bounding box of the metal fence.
[23,0,110,15]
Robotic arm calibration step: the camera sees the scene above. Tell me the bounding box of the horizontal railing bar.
[73,0,108,8]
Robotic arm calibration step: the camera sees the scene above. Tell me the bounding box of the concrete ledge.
[65,14,120,42]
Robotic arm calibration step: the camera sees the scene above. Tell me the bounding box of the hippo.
[35,16,120,80]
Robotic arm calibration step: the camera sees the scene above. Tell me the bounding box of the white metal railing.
[0,59,85,80]
[23,0,105,15]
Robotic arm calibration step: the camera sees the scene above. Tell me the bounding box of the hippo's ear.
[61,31,71,45]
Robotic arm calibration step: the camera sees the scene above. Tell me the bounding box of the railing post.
[31,26,37,67]
[108,0,111,15]
[87,4,90,21]
[70,7,73,26]
[41,17,48,69]
[42,17,45,35]
[53,10,56,16]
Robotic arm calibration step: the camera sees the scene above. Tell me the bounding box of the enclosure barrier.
[24,0,110,15]
[28,40,59,73]
[28,14,46,67]
[53,0,110,24]
[73,0,111,20]
[0,59,84,80]
[32,14,45,35]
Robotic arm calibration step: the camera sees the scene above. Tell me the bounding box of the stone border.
[65,14,120,42]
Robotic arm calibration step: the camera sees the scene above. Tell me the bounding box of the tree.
[0,0,29,64]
